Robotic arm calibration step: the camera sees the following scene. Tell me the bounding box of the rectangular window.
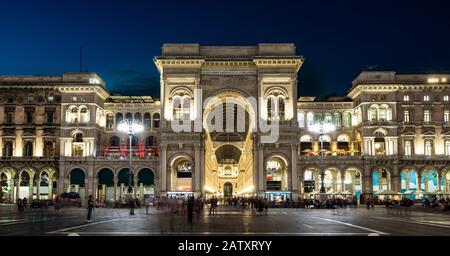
[46,112,54,124]
[424,110,431,122]
[444,110,450,123]
[446,141,450,156]
[404,140,412,156]
[425,140,433,156]
[26,111,34,124]
[403,95,410,102]
[424,95,429,101]
[7,96,13,103]
[444,95,449,102]
[48,96,54,103]
[404,110,410,122]
[5,111,14,124]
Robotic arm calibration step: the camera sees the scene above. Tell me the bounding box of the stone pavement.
[1,204,449,236]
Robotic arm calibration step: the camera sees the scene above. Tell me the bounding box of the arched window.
[115,113,123,128]
[183,98,191,120]
[68,107,79,123]
[40,171,49,187]
[4,141,13,157]
[109,136,120,147]
[298,112,305,127]
[324,112,333,124]
[152,113,160,128]
[79,107,89,123]
[343,112,351,128]
[368,105,378,122]
[128,136,139,148]
[404,140,413,156]
[125,112,133,122]
[300,135,313,155]
[173,97,182,120]
[267,97,275,120]
[374,131,386,155]
[145,136,157,147]
[306,112,314,127]
[24,141,33,157]
[20,171,30,186]
[134,113,142,124]
[44,141,54,157]
[106,114,114,129]
[425,140,433,156]
[73,133,83,143]
[143,113,151,130]
[334,112,342,129]
[337,134,350,152]
[314,113,323,124]
[278,98,285,120]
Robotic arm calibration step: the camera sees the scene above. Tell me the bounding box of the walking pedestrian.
[194,198,201,221]
[86,195,94,223]
[145,196,150,215]
[366,198,370,210]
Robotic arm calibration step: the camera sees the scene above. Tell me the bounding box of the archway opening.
[19,171,31,199]
[401,168,418,199]
[118,168,134,199]
[97,168,114,202]
[223,182,233,198]
[69,168,85,200]
[138,168,155,199]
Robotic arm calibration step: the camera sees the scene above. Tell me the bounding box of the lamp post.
[309,122,335,194]
[118,119,143,215]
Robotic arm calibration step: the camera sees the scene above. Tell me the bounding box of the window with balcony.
[444,95,449,102]
[424,110,431,122]
[424,95,429,101]
[26,111,34,124]
[23,141,33,157]
[153,113,160,128]
[404,140,412,156]
[306,112,314,127]
[444,110,449,124]
[404,110,410,122]
[5,111,14,124]
[424,140,433,156]
[3,141,13,157]
[445,140,450,156]
[46,111,54,124]
[297,112,305,127]
[144,113,151,130]
[403,95,410,102]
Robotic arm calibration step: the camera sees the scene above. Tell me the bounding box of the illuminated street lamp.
[309,122,335,194]
[118,119,144,215]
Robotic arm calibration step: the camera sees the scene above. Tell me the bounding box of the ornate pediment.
[401,131,416,137]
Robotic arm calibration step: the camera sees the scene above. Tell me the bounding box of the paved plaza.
[1,204,449,236]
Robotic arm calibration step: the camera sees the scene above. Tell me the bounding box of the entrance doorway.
[223,182,233,198]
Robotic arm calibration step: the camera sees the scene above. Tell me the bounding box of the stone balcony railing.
[59,155,160,162]
[0,156,59,161]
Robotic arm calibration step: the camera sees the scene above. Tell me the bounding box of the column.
[10,177,15,203]
[391,165,400,192]
[0,130,3,156]
[200,142,205,196]
[258,143,264,196]
[437,174,441,191]
[291,143,298,200]
[340,172,345,192]
[28,174,34,201]
[194,143,200,194]
[417,173,422,192]
[48,177,53,200]
[363,165,372,195]
[15,178,20,202]
[160,144,167,195]
[36,176,40,200]
[114,178,118,201]
[252,134,258,195]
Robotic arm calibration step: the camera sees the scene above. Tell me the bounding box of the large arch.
[372,167,391,193]
[341,168,363,198]
[97,168,114,202]
[18,167,35,200]
[400,167,419,199]
[68,168,85,201]
[0,168,16,203]
[264,154,289,195]
[420,167,439,194]
[137,168,155,199]
[170,155,193,193]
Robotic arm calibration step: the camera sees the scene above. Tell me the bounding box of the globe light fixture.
[309,122,335,194]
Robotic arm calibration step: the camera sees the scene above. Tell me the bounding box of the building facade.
[1,43,450,203]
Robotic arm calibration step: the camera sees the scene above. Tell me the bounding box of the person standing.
[145,196,150,215]
[194,198,201,221]
[366,198,370,210]
[86,195,94,223]
[187,196,194,223]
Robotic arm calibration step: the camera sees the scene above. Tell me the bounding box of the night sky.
[1,0,450,99]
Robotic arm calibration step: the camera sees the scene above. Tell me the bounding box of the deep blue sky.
[1,0,450,98]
